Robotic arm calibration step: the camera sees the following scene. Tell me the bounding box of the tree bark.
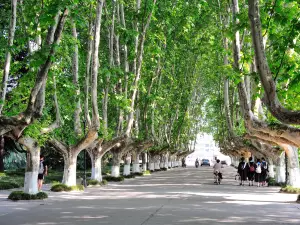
[18,137,40,194]
[279,144,300,188]
[0,0,17,114]
[71,20,82,136]
[0,9,68,137]
[123,153,131,176]
[125,0,157,136]
[275,152,285,183]
[0,136,5,172]
[89,151,102,181]
[248,0,300,124]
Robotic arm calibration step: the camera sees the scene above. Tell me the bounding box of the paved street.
[0,166,299,225]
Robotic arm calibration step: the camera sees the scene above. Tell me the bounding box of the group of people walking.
[237,157,268,187]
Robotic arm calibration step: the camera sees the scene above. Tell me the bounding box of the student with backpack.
[255,158,262,187]
[261,157,268,186]
[247,157,255,186]
[237,157,248,186]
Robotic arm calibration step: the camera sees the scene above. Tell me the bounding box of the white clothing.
[213,162,222,173]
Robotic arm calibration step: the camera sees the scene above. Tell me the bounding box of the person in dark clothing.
[255,158,262,187]
[261,157,268,186]
[237,157,248,186]
[247,157,255,186]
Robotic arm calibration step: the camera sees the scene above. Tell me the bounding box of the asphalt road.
[0,166,299,225]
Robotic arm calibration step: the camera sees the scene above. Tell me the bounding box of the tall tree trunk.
[111,149,122,177]
[280,144,300,188]
[0,9,68,137]
[275,152,285,183]
[132,150,140,173]
[123,153,131,176]
[223,37,234,136]
[142,152,147,171]
[71,20,82,136]
[89,151,102,181]
[90,0,104,130]
[18,137,40,194]
[84,21,93,127]
[0,0,17,114]
[0,136,4,172]
[125,0,157,136]
[248,0,300,124]
[62,151,79,186]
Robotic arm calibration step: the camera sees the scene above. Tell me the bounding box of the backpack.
[249,164,255,172]
[255,163,261,173]
[39,161,44,174]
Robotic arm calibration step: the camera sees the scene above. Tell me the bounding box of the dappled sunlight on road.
[1,166,299,225]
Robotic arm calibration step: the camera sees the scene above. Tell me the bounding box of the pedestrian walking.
[255,158,262,187]
[261,157,268,186]
[237,157,248,186]
[248,157,255,186]
[38,155,48,191]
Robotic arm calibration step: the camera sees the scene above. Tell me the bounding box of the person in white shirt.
[213,159,223,183]
[213,159,222,173]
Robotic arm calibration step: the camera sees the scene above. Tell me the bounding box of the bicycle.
[214,171,222,185]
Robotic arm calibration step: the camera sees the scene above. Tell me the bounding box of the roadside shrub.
[51,184,72,192]
[36,192,48,199]
[8,191,48,201]
[280,186,300,194]
[87,179,99,186]
[6,169,25,177]
[0,181,21,190]
[101,180,108,185]
[105,176,124,182]
[70,185,84,191]
[297,195,300,203]
[51,183,84,192]
[0,172,6,177]
[143,170,151,176]
[161,168,168,171]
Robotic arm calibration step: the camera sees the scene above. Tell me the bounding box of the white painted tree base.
[160,162,164,168]
[154,163,160,170]
[164,162,168,169]
[123,165,131,176]
[289,168,300,188]
[149,163,154,171]
[275,166,285,183]
[62,164,77,186]
[24,172,38,194]
[268,165,275,178]
[111,166,120,177]
[142,163,147,171]
[133,163,140,173]
[91,167,102,181]
[168,162,172,168]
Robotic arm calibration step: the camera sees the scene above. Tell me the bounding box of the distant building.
[186,134,231,166]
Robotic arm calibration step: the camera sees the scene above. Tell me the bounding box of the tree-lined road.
[1,166,299,225]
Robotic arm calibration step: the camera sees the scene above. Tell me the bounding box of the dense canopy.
[0,0,299,192]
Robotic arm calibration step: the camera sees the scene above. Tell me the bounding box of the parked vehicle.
[201,159,210,166]
[221,160,227,165]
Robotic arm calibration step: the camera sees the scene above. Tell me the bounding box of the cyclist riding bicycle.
[213,159,223,184]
